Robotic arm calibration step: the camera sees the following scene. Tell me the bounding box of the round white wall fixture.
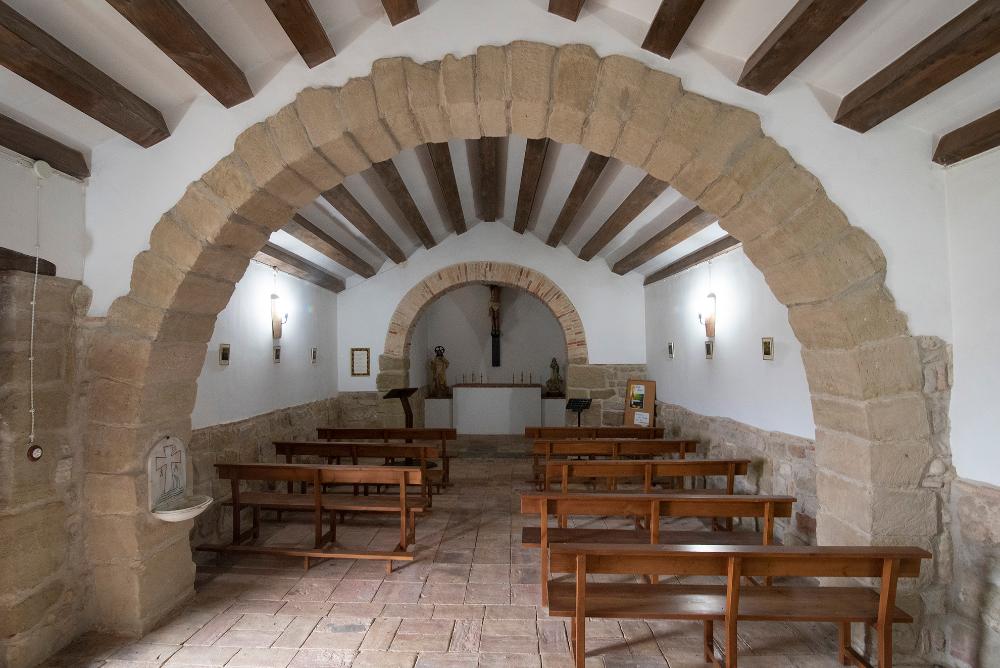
[32,159,54,180]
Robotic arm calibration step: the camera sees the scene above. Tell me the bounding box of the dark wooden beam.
[835,0,1000,133]
[426,142,467,235]
[738,0,868,95]
[371,159,435,249]
[264,0,336,68]
[321,185,407,264]
[0,1,169,147]
[548,0,586,21]
[933,109,1000,165]
[283,214,376,278]
[513,138,549,234]
[477,137,500,223]
[612,206,717,275]
[382,0,419,25]
[644,235,741,286]
[0,114,89,179]
[1,247,56,276]
[579,175,669,261]
[546,152,610,247]
[106,0,252,107]
[641,0,705,58]
[255,242,345,293]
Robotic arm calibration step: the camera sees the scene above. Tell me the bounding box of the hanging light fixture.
[699,292,717,339]
[271,266,288,339]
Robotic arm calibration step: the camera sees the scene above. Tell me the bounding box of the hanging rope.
[27,170,42,451]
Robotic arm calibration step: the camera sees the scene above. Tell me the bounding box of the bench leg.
[252,505,260,542]
[877,622,892,668]
[573,613,585,668]
[703,621,715,663]
[838,622,851,665]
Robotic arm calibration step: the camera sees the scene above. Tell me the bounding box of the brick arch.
[84,41,941,643]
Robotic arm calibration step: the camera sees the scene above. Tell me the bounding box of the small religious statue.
[545,357,564,397]
[429,346,451,398]
[488,284,501,367]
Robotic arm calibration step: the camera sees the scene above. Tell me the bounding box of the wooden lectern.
[383,387,418,430]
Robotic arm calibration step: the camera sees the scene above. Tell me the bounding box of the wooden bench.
[542,458,750,494]
[273,440,444,500]
[200,462,426,572]
[531,439,699,486]
[547,543,930,668]
[525,426,664,439]
[521,493,795,602]
[316,427,456,484]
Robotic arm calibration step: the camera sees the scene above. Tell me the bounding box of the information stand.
[565,398,593,428]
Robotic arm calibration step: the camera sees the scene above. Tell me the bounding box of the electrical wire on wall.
[25,160,53,463]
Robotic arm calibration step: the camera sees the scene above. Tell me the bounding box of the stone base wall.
[654,402,818,545]
[0,271,93,668]
[333,391,381,427]
[566,364,649,426]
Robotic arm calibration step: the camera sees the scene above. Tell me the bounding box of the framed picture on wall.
[667,341,674,359]
[311,347,319,364]
[351,347,371,376]
[705,340,714,359]
[219,343,231,366]
[273,346,281,363]
[623,378,656,428]
[762,337,774,360]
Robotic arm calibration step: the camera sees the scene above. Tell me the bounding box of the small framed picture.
[350,347,371,376]
[311,347,319,364]
[273,346,281,363]
[762,337,774,360]
[705,340,714,359]
[218,343,231,366]
[667,341,674,359]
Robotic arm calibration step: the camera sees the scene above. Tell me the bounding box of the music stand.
[383,387,418,430]
[565,398,593,427]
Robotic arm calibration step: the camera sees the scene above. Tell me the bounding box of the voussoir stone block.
[129,251,236,316]
[88,378,198,428]
[644,93,721,186]
[336,77,399,163]
[476,45,510,137]
[87,419,191,476]
[169,184,271,257]
[613,68,682,168]
[200,154,295,231]
[788,278,908,350]
[581,55,649,156]
[815,428,932,489]
[547,44,600,145]
[379,354,407,372]
[294,87,371,175]
[234,122,320,209]
[700,136,791,217]
[150,214,252,284]
[266,104,343,191]
[89,335,207,387]
[509,40,555,138]
[741,194,850,269]
[672,106,762,205]
[719,162,821,244]
[802,336,923,400]
[404,58,450,143]
[372,57,423,150]
[106,297,217,343]
[441,54,481,139]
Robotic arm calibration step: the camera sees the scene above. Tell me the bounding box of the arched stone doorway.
[84,41,943,646]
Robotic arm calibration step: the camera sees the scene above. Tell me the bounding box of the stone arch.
[84,40,943,647]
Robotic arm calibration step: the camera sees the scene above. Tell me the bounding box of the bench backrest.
[274,441,440,461]
[316,427,457,441]
[525,426,664,439]
[542,458,750,492]
[215,462,423,485]
[520,493,793,521]
[532,439,698,457]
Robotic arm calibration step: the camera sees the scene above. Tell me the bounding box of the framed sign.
[311,347,319,364]
[623,378,656,428]
[218,343,231,366]
[762,337,774,360]
[272,346,281,363]
[350,347,371,376]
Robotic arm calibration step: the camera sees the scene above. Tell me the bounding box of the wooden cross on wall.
[488,285,501,367]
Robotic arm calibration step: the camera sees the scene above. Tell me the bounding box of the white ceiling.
[2,0,997,288]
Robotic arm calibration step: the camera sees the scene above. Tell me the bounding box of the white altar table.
[452,383,542,434]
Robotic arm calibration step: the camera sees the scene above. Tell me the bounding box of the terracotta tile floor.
[46,447,845,667]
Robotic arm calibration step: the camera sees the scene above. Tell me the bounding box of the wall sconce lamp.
[699,292,716,338]
[271,292,288,339]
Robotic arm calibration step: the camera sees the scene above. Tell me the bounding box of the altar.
[425,383,564,434]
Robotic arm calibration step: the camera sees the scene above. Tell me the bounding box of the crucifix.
[488,284,501,367]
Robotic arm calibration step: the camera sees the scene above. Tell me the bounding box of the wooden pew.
[525,426,664,439]
[531,439,699,487]
[202,462,425,572]
[543,458,750,494]
[546,543,930,668]
[316,427,456,484]
[273,440,443,499]
[521,493,795,603]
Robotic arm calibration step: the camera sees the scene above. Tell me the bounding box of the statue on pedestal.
[545,357,564,397]
[429,345,451,398]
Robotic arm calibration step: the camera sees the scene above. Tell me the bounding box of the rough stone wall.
[0,271,92,668]
[565,363,649,426]
[188,397,337,548]
[334,391,382,427]
[654,401,817,546]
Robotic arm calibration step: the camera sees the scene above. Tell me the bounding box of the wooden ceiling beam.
[578,174,669,261]
[477,137,500,223]
[264,0,336,68]
[738,0,868,95]
[0,1,169,147]
[255,242,345,293]
[513,138,549,234]
[371,159,435,249]
[382,0,419,26]
[0,113,89,179]
[642,0,705,58]
[612,206,717,275]
[1,246,56,276]
[426,142,467,235]
[321,185,407,264]
[835,0,1000,133]
[644,235,741,286]
[548,0,587,21]
[283,214,376,278]
[106,0,252,107]
[546,152,610,247]
[933,109,1000,165]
